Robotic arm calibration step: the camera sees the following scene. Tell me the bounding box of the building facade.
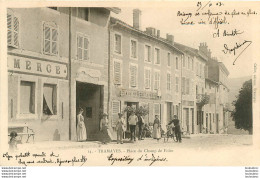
[7,7,120,141]
[108,10,183,136]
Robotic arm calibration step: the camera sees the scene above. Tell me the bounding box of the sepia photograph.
[0,1,260,167]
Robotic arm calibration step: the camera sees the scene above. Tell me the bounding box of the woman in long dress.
[77,108,87,141]
[153,115,161,141]
[100,113,112,144]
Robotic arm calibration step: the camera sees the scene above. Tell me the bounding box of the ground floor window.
[43,84,57,115]
[20,81,35,114]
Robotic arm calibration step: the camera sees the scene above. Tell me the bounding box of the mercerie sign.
[8,55,68,79]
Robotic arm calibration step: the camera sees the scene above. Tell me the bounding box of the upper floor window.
[113,60,122,85]
[167,53,171,67]
[43,23,58,56]
[76,8,89,21]
[114,34,122,54]
[144,45,151,62]
[167,73,171,91]
[183,57,186,68]
[130,64,138,88]
[77,34,89,60]
[154,71,160,90]
[144,68,151,89]
[191,58,194,71]
[176,57,179,70]
[188,57,191,69]
[175,77,179,93]
[154,48,160,65]
[7,12,19,48]
[130,39,137,59]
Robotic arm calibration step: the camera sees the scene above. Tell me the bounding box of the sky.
[111,2,258,79]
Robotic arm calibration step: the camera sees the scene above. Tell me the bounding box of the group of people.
[76,108,182,144]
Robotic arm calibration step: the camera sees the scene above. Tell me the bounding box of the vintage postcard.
[0,1,260,167]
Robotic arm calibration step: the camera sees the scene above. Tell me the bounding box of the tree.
[231,79,252,134]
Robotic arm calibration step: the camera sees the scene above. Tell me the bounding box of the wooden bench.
[8,123,35,143]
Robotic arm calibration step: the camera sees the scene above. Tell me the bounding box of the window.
[43,84,57,115]
[114,34,122,54]
[188,57,190,69]
[167,53,171,67]
[167,73,171,91]
[200,64,202,77]
[176,57,179,69]
[113,60,122,85]
[192,58,194,70]
[77,34,89,60]
[186,78,190,95]
[20,81,35,114]
[130,64,138,88]
[175,77,179,93]
[196,62,199,75]
[154,48,160,64]
[76,8,89,21]
[154,103,160,118]
[154,71,160,90]
[130,39,137,59]
[112,101,121,127]
[43,23,58,55]
[144,68,151,89]
[144,45,151,62]
[183,57,185,68]
[182,77,185,95]
[7,12,19,48]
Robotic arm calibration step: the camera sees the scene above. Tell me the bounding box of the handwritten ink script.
[176,1,258,65]
[3,151,88,166]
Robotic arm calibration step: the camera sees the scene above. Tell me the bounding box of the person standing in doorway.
[116,113,126,144]
[137,114,144,140]
[128,112,138,142]
[153,115,161,141]
[77,108,87,142]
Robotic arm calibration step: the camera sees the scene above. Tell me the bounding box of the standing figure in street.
[116,113,126,144]
[77,108,87,142]
[137,114,145,140]
[173,115,182,143]
[128,112,138,142]
[153,115,161,141]
[100,113,112,144]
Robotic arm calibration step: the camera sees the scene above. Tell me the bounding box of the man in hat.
[168,115,182,143]
[128,112,138,142]
[116,113,126,144]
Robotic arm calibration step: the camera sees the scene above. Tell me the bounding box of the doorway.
[125,102,138,131]
[76,82,103,140]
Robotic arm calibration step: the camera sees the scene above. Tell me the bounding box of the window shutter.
[130,65,137,87]
[77,35,83,60]
[114,61,121,84]
[13,16,19,47]
[7,14,12,46]
[44,25,51,54]
[83,37,89,60]
[51,28,58,55]
[112,101,120,127]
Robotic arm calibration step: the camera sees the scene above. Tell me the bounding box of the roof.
[110,17,184,55]
[218,62,230,76]
[106,8,121,14]
[174,42,208,62]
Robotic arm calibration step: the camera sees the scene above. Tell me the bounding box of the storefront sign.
[8,55,68,79]
[183,100,194,106]
[120,89,159,100]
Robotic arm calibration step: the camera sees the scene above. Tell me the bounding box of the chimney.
[157,30,160,38]
[166,33,174,45]
[199,42,208,56]
[146,27,156,36]
[133,9,141,30]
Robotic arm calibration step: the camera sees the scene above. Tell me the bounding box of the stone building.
[108,9,183,136]
[7,7,120,141]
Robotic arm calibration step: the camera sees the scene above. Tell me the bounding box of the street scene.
[5,5,254,155]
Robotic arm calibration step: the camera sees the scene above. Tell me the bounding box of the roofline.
[106,7,121,14]
[111,18,184,55]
